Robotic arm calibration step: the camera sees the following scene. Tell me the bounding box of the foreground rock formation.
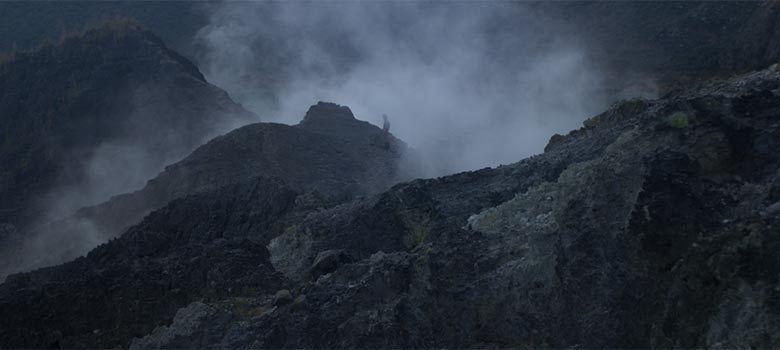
[2,60,780,348]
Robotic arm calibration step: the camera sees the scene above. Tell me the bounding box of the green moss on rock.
[400,208,433,249]
[668,112,690,128]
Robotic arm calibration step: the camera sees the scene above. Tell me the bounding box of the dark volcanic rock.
[0,176,295,348]
[214,67,780,349]
[3,66,780,348]
[273,289,294,306]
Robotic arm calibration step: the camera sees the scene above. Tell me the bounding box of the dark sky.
[0,1,206,52]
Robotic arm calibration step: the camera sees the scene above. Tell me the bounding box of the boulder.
[311,249,354,279]
[274,290,294,306]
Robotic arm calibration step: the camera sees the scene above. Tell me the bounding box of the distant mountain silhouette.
[0,19,256,232]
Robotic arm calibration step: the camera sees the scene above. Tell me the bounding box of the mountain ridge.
[2,8,780,349]
[0,101,413,278]
[0,20,260,278]
[2,60,779,348]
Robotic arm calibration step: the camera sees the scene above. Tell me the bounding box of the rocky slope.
[2,63,780,348]
[75,101,411,237]
[0,20,256,230]
[0,20,263,277]
[0,101,411,278]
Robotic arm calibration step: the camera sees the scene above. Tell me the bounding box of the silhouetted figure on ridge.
[382,114,391,150]
[382,114,390,133]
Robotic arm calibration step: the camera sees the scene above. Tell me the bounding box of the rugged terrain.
[2,60,780,348]
[2,4,780,349]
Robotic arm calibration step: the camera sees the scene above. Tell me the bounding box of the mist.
[0,69,255,279]
[0,2,655,279]
[40,83,252,222]
[194,2,647,177]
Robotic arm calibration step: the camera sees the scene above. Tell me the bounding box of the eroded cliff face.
[2,61,779,348]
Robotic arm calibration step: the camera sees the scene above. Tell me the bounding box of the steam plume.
[194,2,649,176]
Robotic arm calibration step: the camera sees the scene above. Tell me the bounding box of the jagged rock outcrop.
[2,64,780,348]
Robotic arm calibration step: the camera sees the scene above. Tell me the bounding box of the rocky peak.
[300,101,356,124]
[296,101,393,144]
[3,62,780,349]
[297,101,366,138]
